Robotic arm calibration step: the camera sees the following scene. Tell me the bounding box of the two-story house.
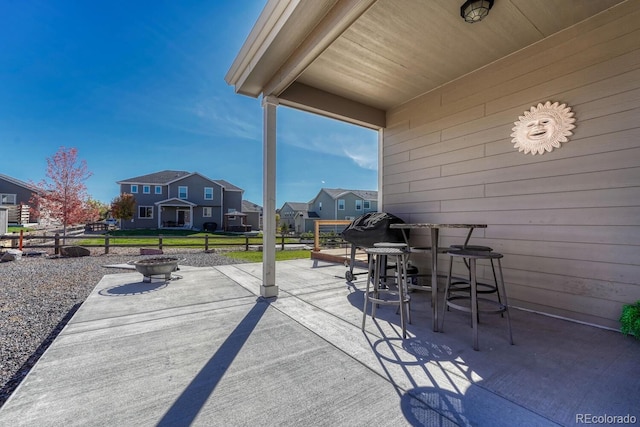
[280,188,378,233]
[0,173,40,225]
[116,170,244,231]
[242,200,263,231]
[279,202,312,233]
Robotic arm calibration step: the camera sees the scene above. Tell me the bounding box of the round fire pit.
[128,257,183,282]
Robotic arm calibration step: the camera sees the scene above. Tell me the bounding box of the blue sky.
[0,0,378,207]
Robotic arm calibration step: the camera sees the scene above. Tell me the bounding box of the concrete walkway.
[0,259,638,426]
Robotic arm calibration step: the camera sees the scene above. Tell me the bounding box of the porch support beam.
[261,95,279,298]
[278,82,385,129]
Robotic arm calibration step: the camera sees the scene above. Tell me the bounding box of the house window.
[203,207,212,217]
[143,185,150,194]
[204,187,213,200]
[355,200,362,211]
[138,206,153,219]
[155,186,162,194]
[0,194,16,205]
[319,202,322,211]
[178,186,188,199]
[364,201,370,209]
[131,185,138,193]
[338,199,345,210]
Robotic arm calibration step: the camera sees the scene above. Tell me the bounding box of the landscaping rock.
[1,249,22,262]
[1,253,16,262]
[60,246,90,257]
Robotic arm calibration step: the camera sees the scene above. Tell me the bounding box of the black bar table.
[389,223,487,332]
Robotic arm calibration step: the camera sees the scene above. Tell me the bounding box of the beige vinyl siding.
[382,5,640,329]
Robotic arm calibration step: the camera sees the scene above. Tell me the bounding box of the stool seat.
[410,246,450,253]
[449,244,493,252]
[441,249,513,351]
[448,249,502,259]
[374,242,408,249]
[365,246,407,256]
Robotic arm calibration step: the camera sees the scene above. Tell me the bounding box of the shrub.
[619,301,640,340]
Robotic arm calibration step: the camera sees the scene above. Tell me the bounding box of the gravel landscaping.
[0,248,246,407]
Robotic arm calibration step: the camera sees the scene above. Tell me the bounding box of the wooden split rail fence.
[0,222,354,255]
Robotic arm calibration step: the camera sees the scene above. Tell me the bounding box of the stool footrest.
[445,295,507,315]
[407,284,431,292]
[448,279,498,294]
[366,290,410,305]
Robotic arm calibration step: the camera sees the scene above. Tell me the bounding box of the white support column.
[261,95,279,297]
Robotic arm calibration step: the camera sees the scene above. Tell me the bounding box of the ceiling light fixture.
[461,0,494,23]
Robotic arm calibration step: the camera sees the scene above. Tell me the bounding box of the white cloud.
[281,130,377,170]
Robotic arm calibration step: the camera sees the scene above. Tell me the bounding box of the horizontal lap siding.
[383,2,640,329]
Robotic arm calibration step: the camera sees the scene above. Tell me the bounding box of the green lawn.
[7,226,33,233]
[224,249,311,262]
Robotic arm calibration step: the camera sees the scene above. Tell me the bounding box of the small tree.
[111,193,136,228]
[280,222,288,235]
[85,198,110,221]
[30,146,93,237]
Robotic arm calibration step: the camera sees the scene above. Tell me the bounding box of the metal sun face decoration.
[511,101,576,155]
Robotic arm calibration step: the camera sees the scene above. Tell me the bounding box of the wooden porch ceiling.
[226,0,625,128]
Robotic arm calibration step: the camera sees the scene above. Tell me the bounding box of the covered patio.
[0,260,637,426]
[226,0,640,331]
[156,198,196,230]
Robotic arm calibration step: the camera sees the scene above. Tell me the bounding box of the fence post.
[205,234,209,252]
[281,234,285,251]
[19,229,23,251]
[105,236,110,254]
[314,221,320,252]
[54,233,60,255]
[245,234,249,251]
[159,235,163,250]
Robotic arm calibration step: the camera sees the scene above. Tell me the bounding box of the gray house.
[242,200,263,231]
[279,201,311,233]
[116,170,243,231]
[280,188,378,233]
[0,173,40,225]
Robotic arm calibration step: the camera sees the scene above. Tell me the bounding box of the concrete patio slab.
[0,259,638,426]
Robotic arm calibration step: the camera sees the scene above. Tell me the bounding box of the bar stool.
[362,246,411,339]
[407,246,449,293]
[440,249,513,351]
[447,244,501,303]
[372,242,406,288]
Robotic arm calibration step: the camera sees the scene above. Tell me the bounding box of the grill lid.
[341,212,408,247]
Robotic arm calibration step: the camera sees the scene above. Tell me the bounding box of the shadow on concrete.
[98,281,169,296]
[401,386,472,426]
[156,297,272,427]
[366,321,479,427]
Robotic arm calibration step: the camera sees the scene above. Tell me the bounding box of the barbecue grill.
[340,212,409,281]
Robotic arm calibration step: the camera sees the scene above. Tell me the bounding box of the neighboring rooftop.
[0,173,40,193]
[117,170,191,184]
[316,188,378,201]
